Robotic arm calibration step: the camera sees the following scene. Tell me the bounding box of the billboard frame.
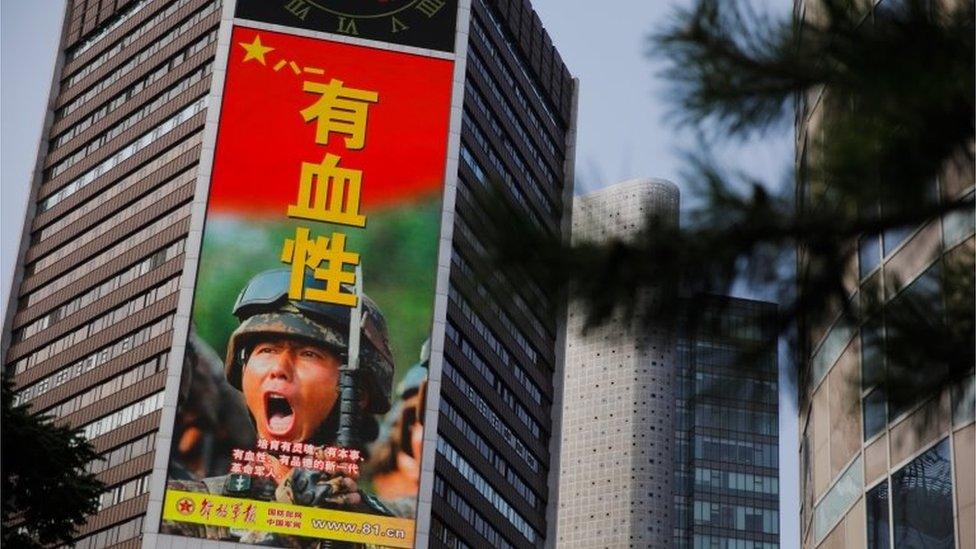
[142,0,472,546]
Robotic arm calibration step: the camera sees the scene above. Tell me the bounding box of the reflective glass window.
[860,234,882,279]
[891,438,954,548]
[863,387,887,440]
[866,481,889,549]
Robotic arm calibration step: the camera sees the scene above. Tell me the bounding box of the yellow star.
[240,35,274,65]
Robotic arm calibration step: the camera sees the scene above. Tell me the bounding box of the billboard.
[159,24,454,547]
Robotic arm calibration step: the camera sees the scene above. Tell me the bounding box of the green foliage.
[2,376,104,547]
[491,0,974,407]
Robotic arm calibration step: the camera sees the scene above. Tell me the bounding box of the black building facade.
[673,297,781,549]
[430,1,576,547]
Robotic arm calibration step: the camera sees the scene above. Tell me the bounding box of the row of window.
[462,106,553,230]
[693,501,779,535]
[58,22,215,126]
[51,79,204,179]
[440,394,539,509]
[451,248,541,368]
[477,6,563,137]
[470,15,560,173]
[692,535,779,549]
[695,371,778,406]
[434,475,514,549]
[82,391,164,440]
[448,322,542,442]
[451,236,550,343]
[54,56,211,155]
[430,516,472,549]
[14,276,179,373]
[25,201,191,309]
[695,404,778,436]
[87,431,158,475]
[46,353,167,420]
[695,467,779,496]
[16,239,184,352]
[97,474,151,511]
[65,515,144,549]
[59,0,215,112]
[66,0,151,61]
[31,167,194,274]
[693,340,776,374]
[46,91,206,194]
[694,436,779,469]
[13,315,174,410]
[442,350,539,474]
[436,436,538,544]
[463,66,556,215]
[38,130,201,240]
[63,0,196,90]
[452,210,553,323]
[55,21,214,141]
[459,142,546,234]
[448,284,543,404]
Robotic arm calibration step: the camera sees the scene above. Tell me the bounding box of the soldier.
[367,341,429,518]
[164,268,395,546]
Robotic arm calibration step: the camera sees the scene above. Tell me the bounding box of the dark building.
[2,0,575,547]
[431,1,576,548]
[673,296,781,549]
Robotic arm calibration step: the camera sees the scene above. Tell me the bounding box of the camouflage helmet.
[224,268,395,415]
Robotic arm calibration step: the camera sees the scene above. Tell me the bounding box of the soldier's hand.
[278,468,361,508]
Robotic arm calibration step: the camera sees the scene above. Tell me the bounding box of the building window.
[863,387,887,440]
[813,455,863,544]
[860,322,884,388]
[891,438,954,548]
[859,234,882,279]
[866,481,889,549]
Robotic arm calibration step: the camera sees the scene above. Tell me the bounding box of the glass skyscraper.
[673,296,780,549]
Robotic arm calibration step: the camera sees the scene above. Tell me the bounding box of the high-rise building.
[673,296,780,549]
[794,1,975,548]
[557,179,679,548]
[556,179,780,549]
[1,1,576,547]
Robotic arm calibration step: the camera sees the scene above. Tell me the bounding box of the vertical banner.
[159,24,454,547]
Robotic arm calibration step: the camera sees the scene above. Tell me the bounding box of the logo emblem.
[176,497,195,515]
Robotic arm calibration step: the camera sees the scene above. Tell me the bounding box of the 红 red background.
[209,26,455,215]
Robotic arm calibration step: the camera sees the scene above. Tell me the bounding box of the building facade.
[673,296,780,549]
[556,179,681,548]
[794,1,975,548]
[556,180,781,549]
[1,1,576,548]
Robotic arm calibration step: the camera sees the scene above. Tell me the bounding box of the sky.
[0,0,798,544]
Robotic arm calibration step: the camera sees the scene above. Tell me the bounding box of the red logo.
[176,497,195,515]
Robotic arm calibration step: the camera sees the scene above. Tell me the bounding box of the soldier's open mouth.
[265,393,295,435]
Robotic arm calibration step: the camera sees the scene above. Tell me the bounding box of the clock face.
[235,0,458,53]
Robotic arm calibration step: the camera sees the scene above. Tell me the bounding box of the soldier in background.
[169,331,252,480]
[367,342,429,518]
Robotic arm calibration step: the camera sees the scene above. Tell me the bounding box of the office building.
[673,296,780,549]
[794,1,975,548]
[2,0,576,547]
[557,179,679,548]
[556,180,780,549]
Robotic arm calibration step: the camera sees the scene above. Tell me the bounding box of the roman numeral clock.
[236,0,459,53]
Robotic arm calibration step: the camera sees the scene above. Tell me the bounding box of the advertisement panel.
[159,25,454,547]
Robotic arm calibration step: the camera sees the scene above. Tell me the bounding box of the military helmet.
[225,268,395,415]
